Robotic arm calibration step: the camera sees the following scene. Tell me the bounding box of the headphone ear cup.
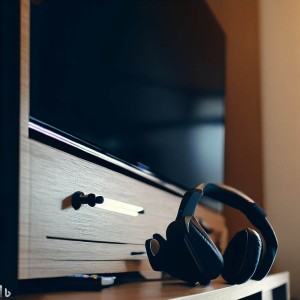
[166,218,223,282]
[145,231,209,285]
[221,228,262,284]
[165,220,212,284]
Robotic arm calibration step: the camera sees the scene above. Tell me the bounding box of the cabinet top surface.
[15,272,289,300]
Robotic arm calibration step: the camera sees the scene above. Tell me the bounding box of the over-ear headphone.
[145,183,278,285]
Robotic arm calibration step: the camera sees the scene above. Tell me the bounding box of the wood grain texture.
[20,259,153,280]
[15,272,289,300]
[19,0,31,280]
[19,139,181,278]
[20,0,29,138]
[27,139,180,244]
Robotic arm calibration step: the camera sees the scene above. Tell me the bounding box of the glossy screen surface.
[30,0,225,190]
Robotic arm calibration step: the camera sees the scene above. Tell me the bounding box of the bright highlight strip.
[104,198,144,213]
[95,203,138,217]
[94,198,143,217]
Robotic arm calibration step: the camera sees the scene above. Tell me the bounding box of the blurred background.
[207,0,300,298]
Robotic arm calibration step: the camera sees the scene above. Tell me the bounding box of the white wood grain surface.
[19,138,181,278]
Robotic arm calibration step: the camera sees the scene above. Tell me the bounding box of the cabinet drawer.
[19,139,181,278]
[19,237,149,278]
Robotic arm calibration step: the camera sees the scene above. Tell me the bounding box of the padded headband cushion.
[221,228,262,284]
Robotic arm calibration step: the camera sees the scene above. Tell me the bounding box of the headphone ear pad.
[166,218,223,281]
[145,231,210,285]
[221,228,262,284]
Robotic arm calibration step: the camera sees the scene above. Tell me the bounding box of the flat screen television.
[29,0,225,208]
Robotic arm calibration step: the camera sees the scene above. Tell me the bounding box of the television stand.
[16,272,289,300]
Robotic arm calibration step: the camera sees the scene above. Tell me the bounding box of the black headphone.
[145,183,278,285]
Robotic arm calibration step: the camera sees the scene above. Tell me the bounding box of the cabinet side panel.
[18,0,30,281]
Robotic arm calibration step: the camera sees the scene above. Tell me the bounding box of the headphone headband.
[177,183,259,218]
[176,183,278,280]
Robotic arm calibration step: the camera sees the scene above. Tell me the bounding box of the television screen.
[29,0,225,191]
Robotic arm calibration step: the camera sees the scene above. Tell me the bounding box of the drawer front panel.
[28,139,180,244]
[19,139,181,278]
